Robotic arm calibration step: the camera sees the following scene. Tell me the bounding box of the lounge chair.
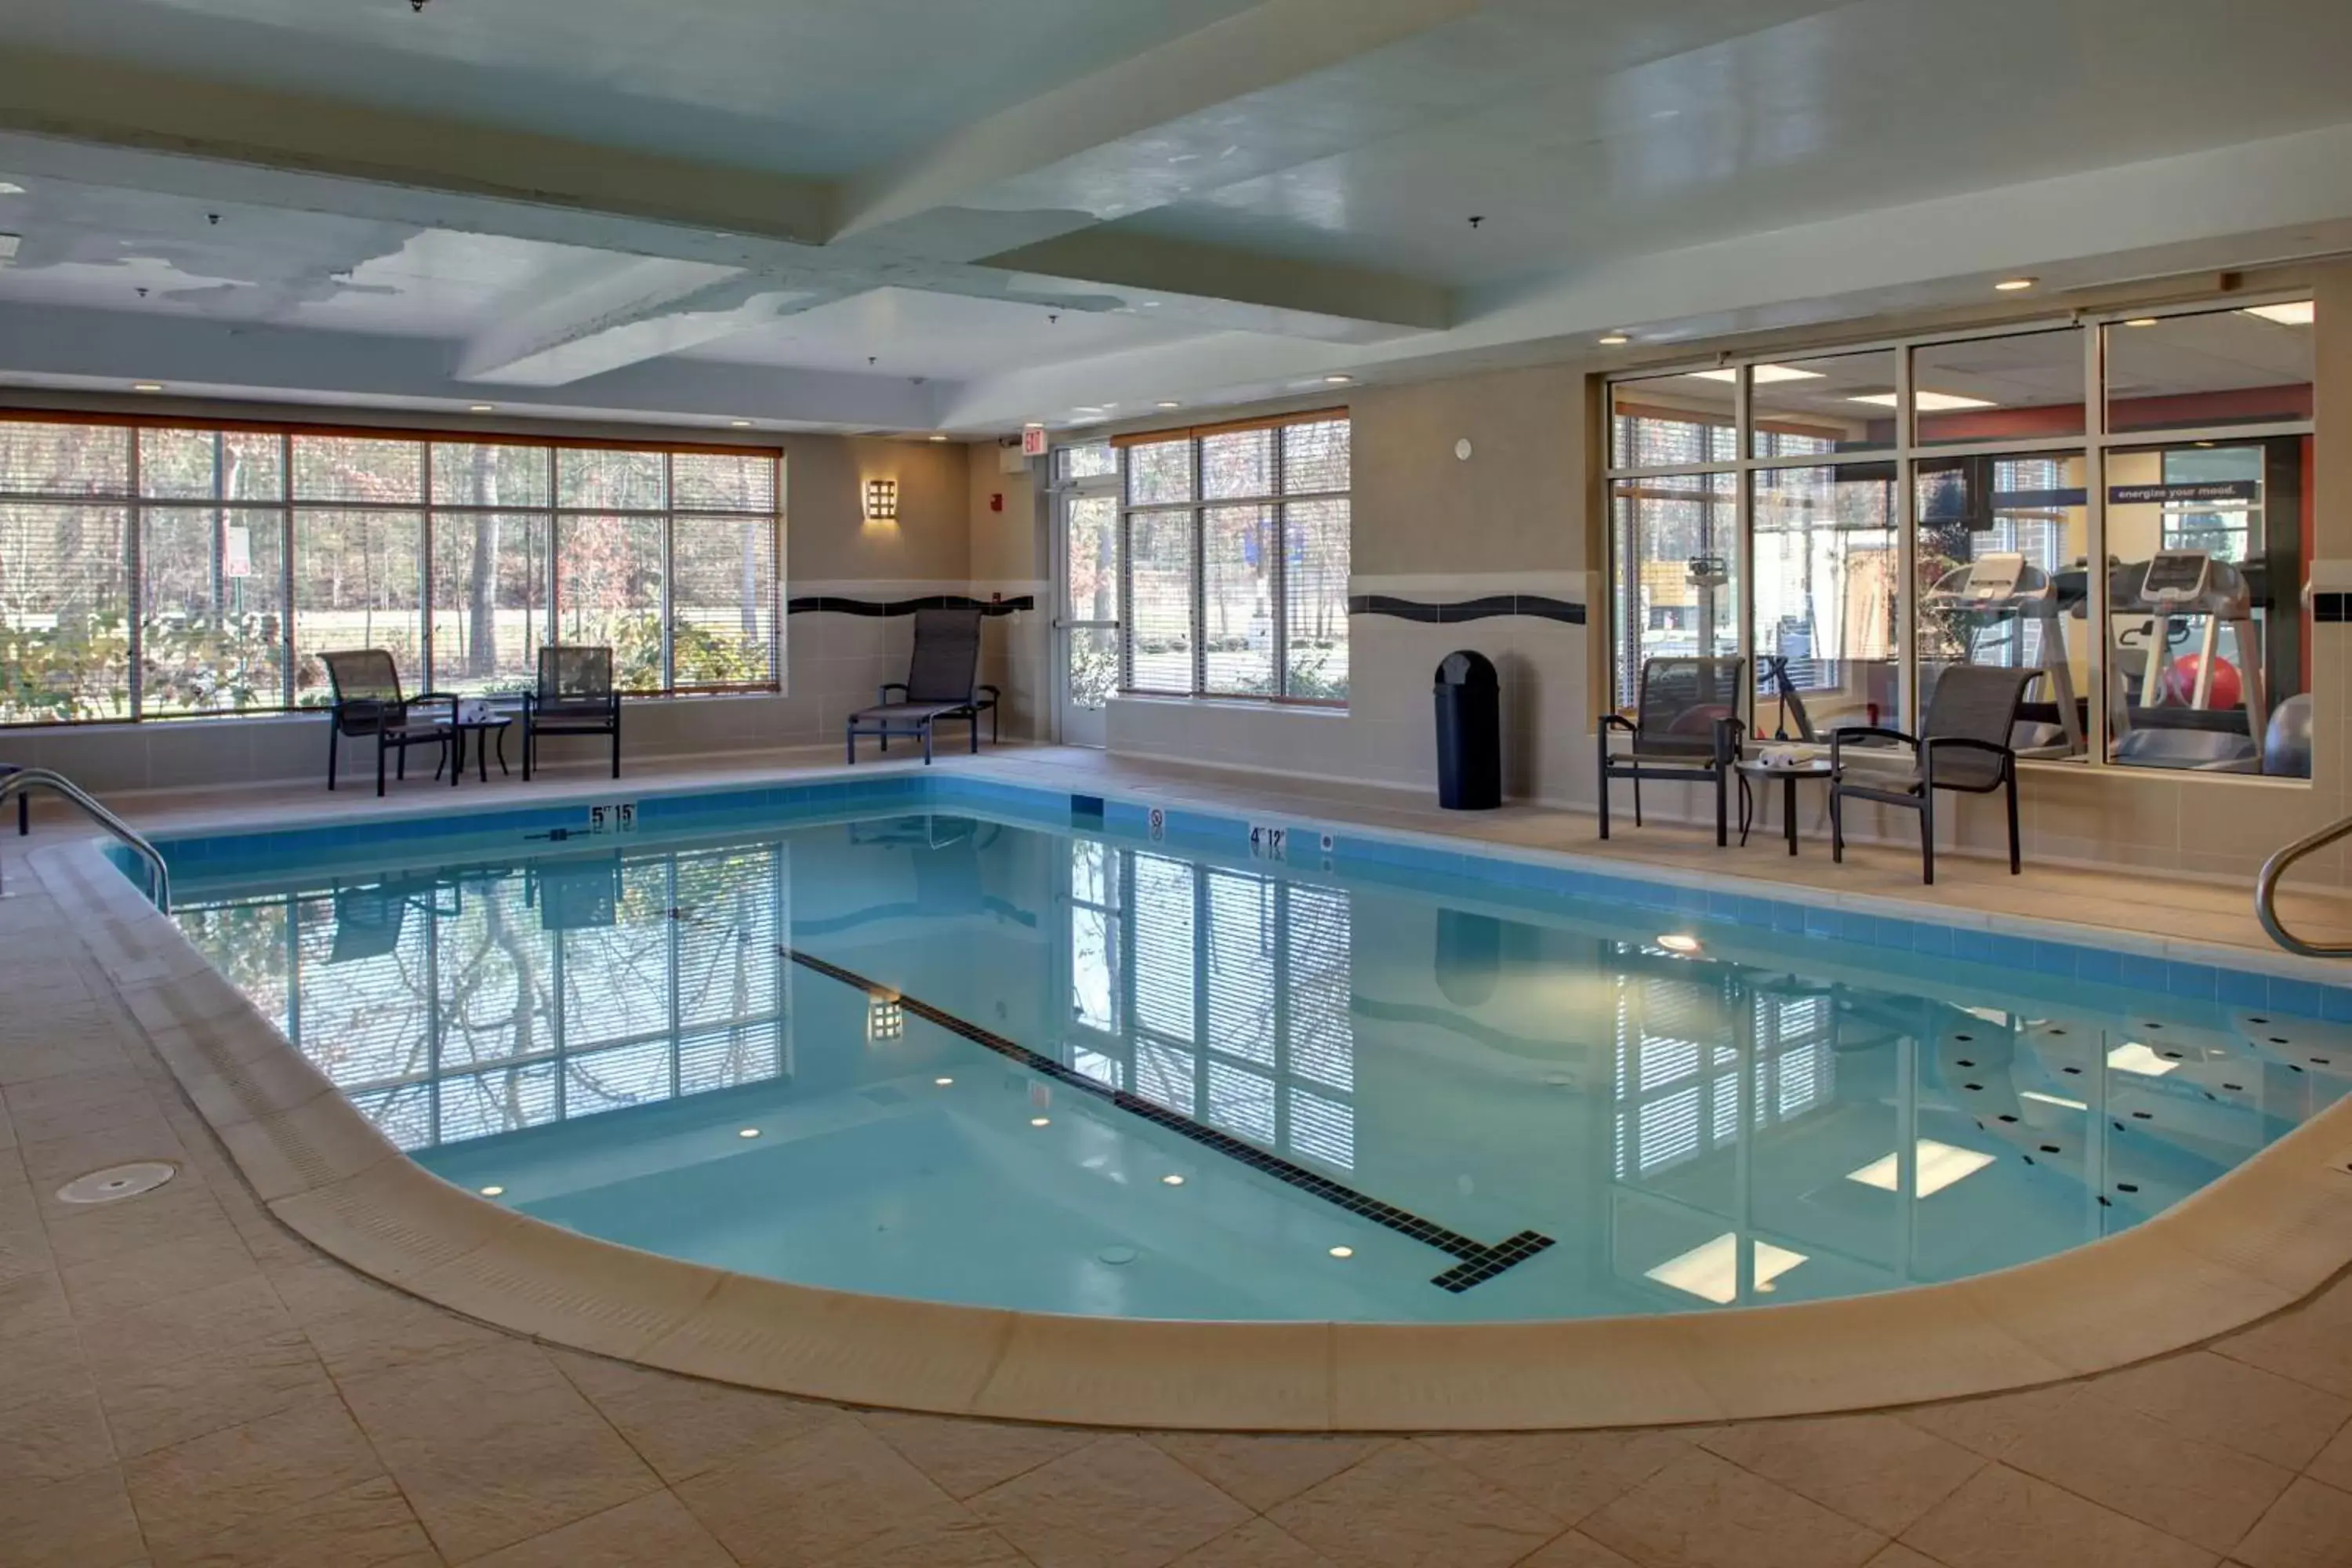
[1598,656,1747,846]
[846,607,986,764]
[320,650,456,797]
[1831,663,2036,884]
[523,645,622,781]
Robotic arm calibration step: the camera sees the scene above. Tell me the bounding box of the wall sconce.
[864,477,899,523]
[867,993,905,1042]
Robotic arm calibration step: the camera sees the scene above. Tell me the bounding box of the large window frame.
[1602,295,2317,778]
[1054,410,1350,707]
[0,412,783,725]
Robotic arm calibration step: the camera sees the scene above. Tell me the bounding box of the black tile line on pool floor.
[695,916,1556,1292]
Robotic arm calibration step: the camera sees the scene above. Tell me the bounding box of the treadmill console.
[2140,551,2212,607]
[1962,553,2025,602]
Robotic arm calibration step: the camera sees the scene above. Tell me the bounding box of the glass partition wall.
[1606,296,2317,776]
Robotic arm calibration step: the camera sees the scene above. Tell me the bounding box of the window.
[1091,412,1350,704]
[0,415,782,724]
[1604,298,2316,777]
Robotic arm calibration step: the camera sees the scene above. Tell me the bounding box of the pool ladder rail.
[2256,812,2352,957]
[0,768,170,913]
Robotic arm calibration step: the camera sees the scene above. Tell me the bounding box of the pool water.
[165,800,2352,1323]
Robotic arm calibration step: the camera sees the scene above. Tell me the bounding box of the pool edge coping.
[41,815,2352,1433]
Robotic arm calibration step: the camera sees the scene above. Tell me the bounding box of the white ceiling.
[0,0,2348,435]
[5,0,1265,176]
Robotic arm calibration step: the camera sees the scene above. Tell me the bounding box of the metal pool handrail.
[0,768,170,913]
[2256,813,2352,957]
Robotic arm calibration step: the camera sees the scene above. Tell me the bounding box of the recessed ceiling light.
[1655,934,1700,954]
[2241,300,2315,326]
[1646,1233,1806,1304]
[738,1127,761,1138]
[1846,1139,1998,1197]
[934,1076,953,1086]
[1994,277,2038,292]
[0,182,21,195]
[468,403,495,413]
[2107,1042,2178,1076]
[927,434,947,441]
[1849,390,1998,412]
[1327,1245,1355,1258]
[1689,365,1823,384]
[130,382,165,393]
[1029,1116,1051,1127]
[729,419,753,427]
[1323,374,1355,385]
[479,1185,505,1196]
[1156,401,1181,410]
[2122,318,2161,328]
[1597,332,1631,346]
[1161,1174,1185,1186]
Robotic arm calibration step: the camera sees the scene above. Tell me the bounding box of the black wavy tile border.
[771,935,1553,1292]
[1348,593,1584,624]
[789,594,1033,617]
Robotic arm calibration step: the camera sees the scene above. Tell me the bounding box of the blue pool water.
[158,781,2352,1323]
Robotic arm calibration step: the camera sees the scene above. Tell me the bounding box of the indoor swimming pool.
[154,779,2352,1324]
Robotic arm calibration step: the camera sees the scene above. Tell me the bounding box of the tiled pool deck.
[6,744,2352,1566]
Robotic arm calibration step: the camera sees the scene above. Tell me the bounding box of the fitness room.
[1605,289,2324,880]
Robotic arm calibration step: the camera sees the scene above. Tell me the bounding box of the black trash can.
[1433,650,1501,810]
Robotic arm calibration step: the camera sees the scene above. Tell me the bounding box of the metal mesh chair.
[1831,663,2037,884]
[1598,656,1747,846]
[847,607,985,764]
[320,650,456,796]
[523,645,622,780]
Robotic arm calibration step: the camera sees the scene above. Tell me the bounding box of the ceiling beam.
[0,45,837,246]
[982,228,1449,334]
[0,98,1445,342]
[457,256,858,387]
[0,299,946,430]
[831,0,1501,252]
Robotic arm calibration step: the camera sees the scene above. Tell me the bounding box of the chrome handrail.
[2255,814,2352,957]
[0,768,170,912]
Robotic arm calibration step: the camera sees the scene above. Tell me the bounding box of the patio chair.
[320,650,456,797]
[846,607,985,764]
[523,645,622,781]
[1831,663,2036,885]
[1598,656,1747,846]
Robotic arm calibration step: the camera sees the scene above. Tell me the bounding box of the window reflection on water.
[173,842,789,1150]
[166,816,2343,1319]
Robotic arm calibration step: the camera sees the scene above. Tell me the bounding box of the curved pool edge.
[45,834,2352,1433]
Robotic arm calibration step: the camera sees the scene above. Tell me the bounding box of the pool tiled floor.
[5,743,2352,1565]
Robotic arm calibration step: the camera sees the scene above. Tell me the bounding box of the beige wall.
[783,434,969,583]
[1111,365,1596,802]
[1351,364,1584,576]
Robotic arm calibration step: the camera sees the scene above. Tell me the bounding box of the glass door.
[1055,486,1120,747]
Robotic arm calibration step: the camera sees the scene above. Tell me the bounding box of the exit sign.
[1021,426,1049,457]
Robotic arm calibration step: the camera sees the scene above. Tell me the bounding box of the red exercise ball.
[2161,654,2241,710]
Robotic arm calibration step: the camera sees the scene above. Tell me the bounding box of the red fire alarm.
[989,492,1004,513]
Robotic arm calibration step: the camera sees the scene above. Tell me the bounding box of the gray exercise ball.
[2265,693,2314,779]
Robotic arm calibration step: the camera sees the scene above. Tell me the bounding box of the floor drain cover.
[56,1162,177,1205]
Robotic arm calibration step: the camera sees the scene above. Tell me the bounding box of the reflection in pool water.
[170,810,2348,1323]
